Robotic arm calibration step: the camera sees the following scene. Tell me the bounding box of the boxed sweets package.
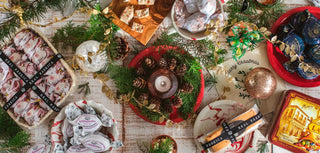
[270,90,320,153]
[0,27,76,129]
[197,104,265,152]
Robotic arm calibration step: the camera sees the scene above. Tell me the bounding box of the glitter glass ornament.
[244,67,277,99]
[75,40,108,73]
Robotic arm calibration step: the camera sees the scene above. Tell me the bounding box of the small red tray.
[267,6,320,87]
[128,45,204,125]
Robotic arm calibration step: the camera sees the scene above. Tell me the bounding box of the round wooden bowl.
[151,135,177,153]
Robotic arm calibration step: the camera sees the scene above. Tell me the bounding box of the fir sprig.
[0,131,30,153]
[52,4,120,60]
[205,75,217,91]
[0,0,65,44]
[163,50,201,119]
[224,0,285,30]
[152,32,227,69]
[52,22,88,50]
[257,141,269,153]
[107,65,136,95]
[138,137,174,153]
[0,108,30,153]
[78,82,91,97]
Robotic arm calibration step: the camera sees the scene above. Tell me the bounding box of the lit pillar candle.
[155,76,172,93]
[148,69,178,99]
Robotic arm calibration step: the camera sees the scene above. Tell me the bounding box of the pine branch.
[257,141,269,153]
[152,32,227,69]
[107,65,136,94]
[0,109,30,153]
[205,75,217,91]
[0,0,65,44]
[138,137,174,153]
[52,4,120,60]
[224,0,285,31]
[78,82,91,97]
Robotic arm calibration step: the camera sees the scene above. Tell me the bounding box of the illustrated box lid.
[269,90,320,153]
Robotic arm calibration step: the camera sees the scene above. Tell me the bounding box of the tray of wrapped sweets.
[171,0,225,40]
[267,7,320,87]
[0,27,76,129]
[51,100,123,153]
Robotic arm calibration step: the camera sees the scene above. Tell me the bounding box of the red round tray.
[267,6,320,87]
[128,45,205,125]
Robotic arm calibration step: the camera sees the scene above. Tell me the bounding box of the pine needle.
[78,82,91,97]
[0,0,65,44]
[152,32,227,69]
[138,137,174,153]
[0,109,30,153]
[224,0,285,31]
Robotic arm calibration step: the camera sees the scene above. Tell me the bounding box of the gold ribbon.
[11,5,25,25]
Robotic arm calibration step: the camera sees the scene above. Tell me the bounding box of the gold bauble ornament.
[244,67,277,99]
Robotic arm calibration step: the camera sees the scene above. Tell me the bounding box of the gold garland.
[28,12,76,27]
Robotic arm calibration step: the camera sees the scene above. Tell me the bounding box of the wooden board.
[11,0,317,152]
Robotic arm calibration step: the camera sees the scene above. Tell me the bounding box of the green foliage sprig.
[0,0,65,44]
[257,141,269,153]
[152,32,227,69]
[78,82,91,97]
[107,65,136,95]
[52,4,120,60]
[163,50,201,119]
[138,137,174,153]
[0,108,30,152]
[224,0,285,30]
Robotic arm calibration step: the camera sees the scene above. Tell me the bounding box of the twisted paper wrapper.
[227,21,264,61]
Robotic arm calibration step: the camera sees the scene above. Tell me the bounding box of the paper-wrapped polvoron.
[198,104,265,152]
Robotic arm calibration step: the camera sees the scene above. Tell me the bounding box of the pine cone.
[138,93,149,102]
[133,77,147,89]
[149,97,161,111]
[168,58,177,71]
[172,97,183,108]
[158,58,168,68]
[136,67,145,76]
[176,64,187,76]
[145,57,155,69]
[181,83,194,93]
[114,37,131,60]
[162,102,173,114]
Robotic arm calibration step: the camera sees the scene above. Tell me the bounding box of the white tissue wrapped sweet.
[51,100,123,153]
[198,0,216,16]
[174,0,223,33]
[183,12,207,33]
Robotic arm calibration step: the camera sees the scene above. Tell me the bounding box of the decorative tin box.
[270,90,320,152]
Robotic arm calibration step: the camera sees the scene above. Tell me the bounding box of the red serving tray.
[269,90,320,153]
[128,45,204,125]
[267,6,320,87]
